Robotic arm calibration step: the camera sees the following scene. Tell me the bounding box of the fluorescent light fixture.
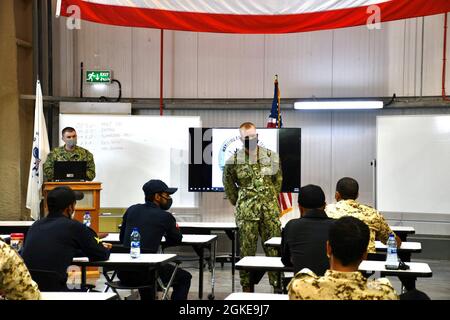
[294,101,383,110]
[91,83,108,91]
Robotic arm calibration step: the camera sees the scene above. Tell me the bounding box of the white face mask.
[68,205,76,219]
[65,138,77,148]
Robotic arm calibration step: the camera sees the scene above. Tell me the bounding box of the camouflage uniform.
[0,241,40,300]
[43,145,96,181]
[223,146,282,288]
[288,268,398,300]
[326,200,396,253]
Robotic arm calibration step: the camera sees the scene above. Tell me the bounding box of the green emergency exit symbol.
[86,70,111,83]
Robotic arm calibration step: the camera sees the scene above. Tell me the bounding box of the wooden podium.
[43,182,102,233]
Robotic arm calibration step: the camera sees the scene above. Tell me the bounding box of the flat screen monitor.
[189,128,301,192]
[53,161,87,182]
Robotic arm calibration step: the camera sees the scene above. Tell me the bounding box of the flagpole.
[55,0,62,18]
[160,29,164,116]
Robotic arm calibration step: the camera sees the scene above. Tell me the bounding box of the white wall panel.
[197,33,231,98]
[332,17,425,98]
[197,33,264,98]
[173,31,198,98]
[54,17,74,96]
[403,18,422,96]
[366,24,388,97]
[331,111,377,206]
[332,25,386,97]
[332,26,368,97]
[164,31,175,98]
[283,111,332,200]
[385,19,406,96]
[264,31,333,98]
[131,28,163,98]
[228,35,265,98]
[77,21,133,98]
[423,14,449,96]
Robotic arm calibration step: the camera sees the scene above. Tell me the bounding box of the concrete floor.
[88,257,450,300]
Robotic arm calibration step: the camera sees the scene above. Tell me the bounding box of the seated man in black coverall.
[118,179,192,300]
[281,184,334,276]
[22,186,111,291]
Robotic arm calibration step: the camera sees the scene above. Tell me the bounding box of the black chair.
[29,269,66,292]
[29,269,96,292]
[104,278,155,300]
[400,289,431,300]
[103,261,181,300]
[367,252,386,261]
[175,227,214,271]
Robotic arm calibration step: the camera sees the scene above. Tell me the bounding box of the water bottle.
[83,211,91,228]
[385,233,399,269]
[130,227,141,259]
[10,233,24,252]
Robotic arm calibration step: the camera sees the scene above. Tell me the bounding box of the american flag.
[267,76,281,128]
[267,76,293,219]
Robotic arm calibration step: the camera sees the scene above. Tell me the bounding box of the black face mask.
[160,196,173,211]
[244,137,258,151]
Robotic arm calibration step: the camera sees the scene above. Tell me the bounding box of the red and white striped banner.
[58,0,450,34]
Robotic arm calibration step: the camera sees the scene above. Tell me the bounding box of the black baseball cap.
[142,179,177,196]
[47,186,84,211]
[297,184,326,209]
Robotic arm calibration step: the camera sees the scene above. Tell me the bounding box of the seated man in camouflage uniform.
[0,240,40,300]
[43,127,96,181]
[288,216,398,300]
[223,122,282,292]
[325,177,401,253]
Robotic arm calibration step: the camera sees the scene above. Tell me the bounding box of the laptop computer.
[53,161,87,182]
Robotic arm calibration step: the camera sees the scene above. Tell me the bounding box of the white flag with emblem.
[26,80,50,220]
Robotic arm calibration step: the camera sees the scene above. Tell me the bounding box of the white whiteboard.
[59,114,201,208]
[376,115,450,215]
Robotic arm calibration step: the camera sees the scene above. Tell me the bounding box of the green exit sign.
[86,70,111,83]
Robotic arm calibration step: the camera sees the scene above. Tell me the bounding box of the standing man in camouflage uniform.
[288,216,398,300]
[0,240,40,300]
[43,127,96,181]
[223,122,282,292]
[326,177,401,253]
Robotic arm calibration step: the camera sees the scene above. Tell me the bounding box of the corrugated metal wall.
[52,11,450,234]
[54,14,449,99]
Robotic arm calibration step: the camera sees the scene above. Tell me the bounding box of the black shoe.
[242,286,254,293]
[273,287,283,294]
